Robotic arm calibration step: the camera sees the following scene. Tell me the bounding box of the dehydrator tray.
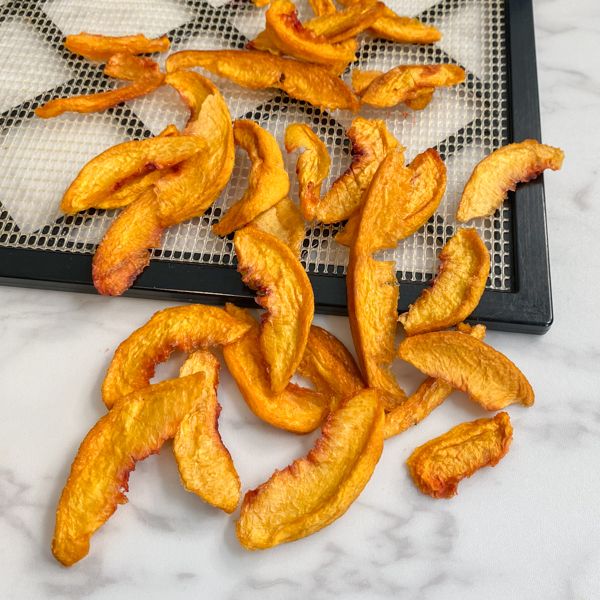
[0,0,552,332]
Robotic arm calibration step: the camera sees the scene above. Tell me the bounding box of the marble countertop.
[2,0,599,598]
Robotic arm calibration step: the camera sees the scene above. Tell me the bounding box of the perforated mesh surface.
[0,0,511,291]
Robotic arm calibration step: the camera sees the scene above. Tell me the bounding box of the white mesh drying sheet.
[0,0,511,291]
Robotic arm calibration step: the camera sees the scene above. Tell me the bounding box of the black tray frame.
[0,0,552,334]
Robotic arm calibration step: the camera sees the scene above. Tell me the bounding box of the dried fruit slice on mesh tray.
[234,227,314,394]
[236,388,384,549]
[166,50,359,112]
[64,32,170,61]
[398,331,535,411]
[407,412,513,499]
[456,139,565,222]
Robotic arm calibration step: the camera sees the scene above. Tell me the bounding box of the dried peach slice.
[407,412,513,499]
[166,50,359,112]
[250,197,305,257]
[399,228,490,335]
[52,372,210,566]
[397,331,535,411]
[64,32,170,61]
[173,351,241,513]
[234,227,314,393]
[384,323,485,439]
[368,7,441,44]
[236,388,384,549]
[60,135,204,214]
[308,0,337,16]
[213,120,290,237]
[351,68,382,94]
[102,305,252,408]
[456,140,565,222]
[358,64,465,108]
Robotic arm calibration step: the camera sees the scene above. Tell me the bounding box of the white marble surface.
[2,1,600,598]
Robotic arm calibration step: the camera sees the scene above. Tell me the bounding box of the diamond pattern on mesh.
[0,0,511,291]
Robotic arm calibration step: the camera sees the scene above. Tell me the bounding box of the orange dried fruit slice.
[398,331,535,411]
[166,50,359,112]
[102,305,252,408]
[64,32,170,61]
[308,0,337,16]
[456,140,565,222]
[234,227,314,393]
[367,6,441,44]
[102,52,160,80]
[236,388,384,549]
[173,351,241,513]
[407,412,513,499]
[399,228,490,335]
[250,197,305,257]
[52,372,211,566]
[213,120,290,237]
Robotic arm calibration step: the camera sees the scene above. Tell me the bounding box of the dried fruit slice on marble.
[102,305,251,408]
[236,388,384,549]
[249,197,306,257]
[456,140,565,222]
[399,228,490,335]
[60,135,204,214]
[166,50,359,112]
[213,120,290,237]
[52,372,211,566]
[286,118,400,223]
[64,32,170,61]
[234,227,314,393]
[173,351,240,513]
[357,64,465,109]
[336,147,446,246]
[384,323,486,439]
[397,331,535,411]
[407,412,513,499]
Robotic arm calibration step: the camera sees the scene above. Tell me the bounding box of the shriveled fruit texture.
[398,331,535,411]
[165,50,359,112]
[52,373,210,566]
[102,305,251,408]
[286,118,400,223]
[456,140,565,222]
[308,0,337,16]
[336,147,446,247]
[64,32,170,61]
[304,0,386,43]
[407,412,513,499]
[173,351,241,513]
[222,305,329,434]
[249,0,357,74]
[234,228,314,393]
[213,120,290,237]
[250,197,305,257]
[357,64,465,108]
[60,135,204,214]
[236,388,384,549]
[384,323,486,439]
[399,229,490,335]
[103,53,160,81]
[35,56,164,118]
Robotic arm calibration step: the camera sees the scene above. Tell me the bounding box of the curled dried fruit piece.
[174,351,241,513]
[102,305,252,408]
[384,323,485,439]
[234,228,314,393]
[213,120,290,237]
[236,388,384,549]
[60,135,203,214]
[407,412,513,499]
[399,228,490,335]
[336,147,446,246]
[166,50,359,112]
[52,372,210,566]
[456,140,565,222]
[368,7,441,44]
[357,64,465,109]
[64,32,170,61]
[398,331,534,411]
[250,197,305,257]
[308,0,337,16]
[286,118,400,223]
[35,55,165,118]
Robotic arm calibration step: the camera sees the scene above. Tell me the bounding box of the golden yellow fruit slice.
[64,32,170,61]
[250,197,305,257]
